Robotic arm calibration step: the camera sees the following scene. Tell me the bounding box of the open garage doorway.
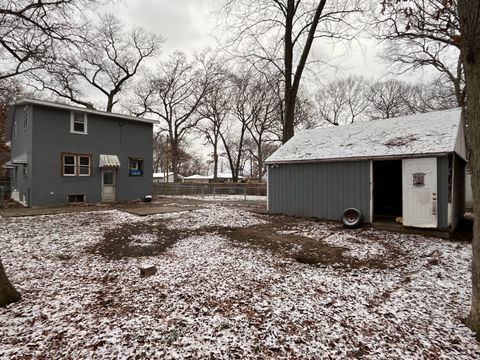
[373,160,403,221]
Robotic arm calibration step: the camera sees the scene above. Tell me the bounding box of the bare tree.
[374,0,464,106]
[0,1,90,306]
[135,52,211,182]
[197,67,232,181]
[0,258,20,307]
[222,0,362,143]
[316,75,369,126]
[152,134,170,174]
[458,0,480,333]
[366,79,413,119]
[246,77,280,182]
[0,78,22,170]
[402,81,458,114]
[0,0,93,80]
[32,14,161,112]
[220,71,261,182]
[0,78,22,307]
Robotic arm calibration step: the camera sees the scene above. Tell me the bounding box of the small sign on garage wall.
[413,173,426,187]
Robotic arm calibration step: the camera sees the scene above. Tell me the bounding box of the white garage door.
[402,158,438,228]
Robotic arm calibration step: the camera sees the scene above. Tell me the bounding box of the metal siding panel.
[307,166,315,216]
[328,163,334,219]
[437,157,449,229]
[314,164,321,217]
[267,160,370,222]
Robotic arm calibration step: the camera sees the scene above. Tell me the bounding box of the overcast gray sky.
[100,0,440,83]
[96,0,433,170]
[101,0,218,54]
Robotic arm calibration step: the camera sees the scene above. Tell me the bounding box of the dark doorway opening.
[373,160,402,219]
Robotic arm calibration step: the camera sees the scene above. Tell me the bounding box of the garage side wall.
[268,161,371,222]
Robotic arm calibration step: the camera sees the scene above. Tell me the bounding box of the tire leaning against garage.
[341,208,363,228]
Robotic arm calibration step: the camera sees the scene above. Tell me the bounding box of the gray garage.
[266,109,466,231]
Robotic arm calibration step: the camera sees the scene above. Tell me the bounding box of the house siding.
[9,104,33,205]
[268,160,371,222]
[437,156,449,230]
[28,104,153,206]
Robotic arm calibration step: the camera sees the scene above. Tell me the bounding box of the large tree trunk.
[0,258,21,307]
[257,143,263,183]
[283,92,296,143]
[213,132,219,181]
[458,0,480,333]
[170,139,179,183]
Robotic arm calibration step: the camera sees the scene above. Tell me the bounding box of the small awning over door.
[99,154,121,168]
[12,154,28,164]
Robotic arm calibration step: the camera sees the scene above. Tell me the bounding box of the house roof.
[266,108,465,164]
[184,173,245,180]
[11,98,159,125]
[153,172,184,178]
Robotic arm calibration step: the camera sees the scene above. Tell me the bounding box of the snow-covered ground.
[153,194,267,202]
[0,205,478,359]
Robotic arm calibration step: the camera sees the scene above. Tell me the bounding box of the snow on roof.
[266,108,464,164]
[184,173,246,180]
[184,174,210,180]
[153,172,184,178]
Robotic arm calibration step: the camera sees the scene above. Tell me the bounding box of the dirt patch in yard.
[211,215,403,269]
[89,221,190,259]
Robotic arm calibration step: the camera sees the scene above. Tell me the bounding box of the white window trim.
[78,156,91,177]
[63,155,77,177]
[70,111,88,135]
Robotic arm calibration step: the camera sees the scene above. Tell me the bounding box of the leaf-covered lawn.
[0,205,478,359]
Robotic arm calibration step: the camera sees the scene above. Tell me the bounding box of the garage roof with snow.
[266,108,465,164]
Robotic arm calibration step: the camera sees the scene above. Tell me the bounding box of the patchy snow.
[129,233,158,247]
[288,224,388,261]
[165,204,267,229]
[266,108,462,163]
[0,206,479,359]
[157,194,267,202]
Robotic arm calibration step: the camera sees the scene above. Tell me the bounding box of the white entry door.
[402,158,437,228]
[102,169,116,202]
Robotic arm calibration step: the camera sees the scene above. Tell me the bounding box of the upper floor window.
[129,158,143,176]
[62,153,92,176]
[70,111,88,135]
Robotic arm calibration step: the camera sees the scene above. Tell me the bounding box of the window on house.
[23,106,28,130]
[62,153,92,176]
[79,156,91,176]
[68,194,85,203]
[129,158,143,176]
[70,111,87,134]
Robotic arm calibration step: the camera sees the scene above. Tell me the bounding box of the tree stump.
[139,264,157,277]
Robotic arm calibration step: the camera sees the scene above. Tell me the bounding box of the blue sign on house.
[130,170,143,176]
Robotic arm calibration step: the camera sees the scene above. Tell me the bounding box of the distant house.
[266,109,466,231]
[183,172,246,183]
[153,172,184,183]
[6,98,157,207]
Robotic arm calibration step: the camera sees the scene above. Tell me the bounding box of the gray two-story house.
[6,98,157,207]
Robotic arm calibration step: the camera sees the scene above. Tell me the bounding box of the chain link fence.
[153,182,267,200]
